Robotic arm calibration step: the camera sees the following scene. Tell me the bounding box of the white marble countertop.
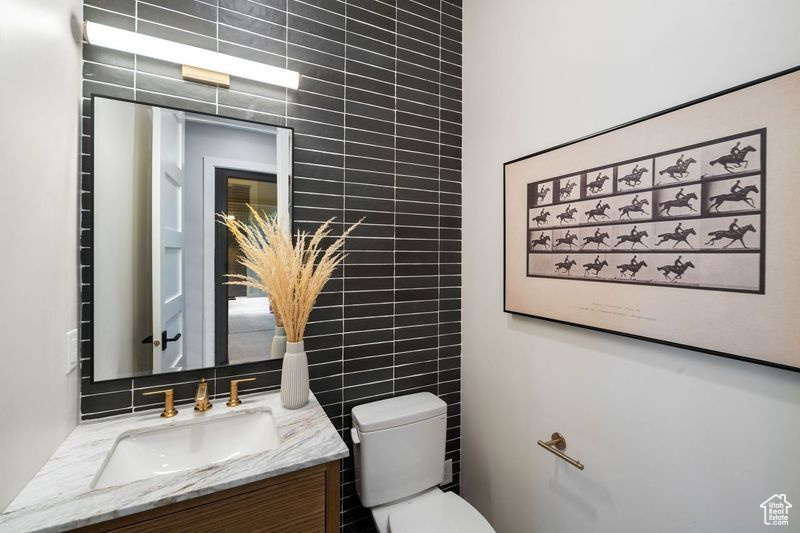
[0,391,348,533]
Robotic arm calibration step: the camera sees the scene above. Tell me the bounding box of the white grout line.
[138,1,218,25]
[392,0,398,398]
[80,83,461,138]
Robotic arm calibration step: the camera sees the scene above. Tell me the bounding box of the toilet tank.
[351,392,447,508]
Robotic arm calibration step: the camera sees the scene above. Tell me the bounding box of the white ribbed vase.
[280,340,309,409]
[271,326,287,359]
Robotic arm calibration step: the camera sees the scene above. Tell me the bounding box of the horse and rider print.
[709,141,757,174]
[617,162,652,191]
[706,176,760,213]
[525,131,763,293]
[655,185,700,217]
[657,153,697,184]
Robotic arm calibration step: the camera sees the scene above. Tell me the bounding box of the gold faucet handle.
[227,377,257,407]
[194,378,212,412]
[142,389,178,418]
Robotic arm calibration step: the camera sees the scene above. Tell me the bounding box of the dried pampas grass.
[221,207,361,343]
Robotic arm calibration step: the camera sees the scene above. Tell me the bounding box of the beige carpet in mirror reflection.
[228,296,278,364]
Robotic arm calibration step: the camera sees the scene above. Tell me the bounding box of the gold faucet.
[227,377,257,407]
[194,378,212,412]
[142,388,178,418]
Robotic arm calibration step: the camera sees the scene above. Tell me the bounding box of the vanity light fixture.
[82,21,300,90]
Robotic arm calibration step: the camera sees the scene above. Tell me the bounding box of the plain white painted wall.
[94,100,153,380]
[0,0,81,509]
[461,1,800,532]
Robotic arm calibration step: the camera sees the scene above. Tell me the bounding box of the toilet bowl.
[351,392,494,533]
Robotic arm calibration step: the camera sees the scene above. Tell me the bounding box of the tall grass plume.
[221,207,361,343]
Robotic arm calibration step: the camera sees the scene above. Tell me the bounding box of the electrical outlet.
[66,329,78,374]
[441,458,453,485]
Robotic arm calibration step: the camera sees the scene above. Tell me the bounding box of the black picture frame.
[503,65,800,374]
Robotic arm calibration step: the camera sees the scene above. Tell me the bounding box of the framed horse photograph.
[503,65,800,372]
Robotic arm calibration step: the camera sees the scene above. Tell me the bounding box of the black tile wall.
[79,1,461,530]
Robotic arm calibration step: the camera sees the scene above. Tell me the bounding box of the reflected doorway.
[215,168,278,366]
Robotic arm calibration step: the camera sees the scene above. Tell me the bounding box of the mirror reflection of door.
[151,108,186,373]
[215,169,278,366]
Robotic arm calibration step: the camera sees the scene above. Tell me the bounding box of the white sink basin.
[92,410,280,489]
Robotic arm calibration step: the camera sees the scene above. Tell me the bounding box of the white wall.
[461,1,800,532]
[0,0,82,510]
[93,99,153,380]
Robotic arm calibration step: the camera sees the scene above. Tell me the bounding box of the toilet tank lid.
[352,392,446,432]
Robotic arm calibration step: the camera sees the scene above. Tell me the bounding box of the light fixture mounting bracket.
[181,65,230,88]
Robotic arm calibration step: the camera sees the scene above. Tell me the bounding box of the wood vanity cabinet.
[77,461,340,533]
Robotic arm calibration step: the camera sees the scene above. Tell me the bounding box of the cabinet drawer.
[78,461,340,533]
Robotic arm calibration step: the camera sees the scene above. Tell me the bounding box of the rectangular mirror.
[91,96,292,381]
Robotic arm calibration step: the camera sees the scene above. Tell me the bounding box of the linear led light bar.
[83,21,300,90]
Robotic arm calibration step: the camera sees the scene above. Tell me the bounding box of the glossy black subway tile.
[80,2,461,528]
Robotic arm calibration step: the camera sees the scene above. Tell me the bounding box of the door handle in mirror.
[142,335,161,347]
[161,330,182,351]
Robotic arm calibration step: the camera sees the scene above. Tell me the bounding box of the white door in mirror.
[151,108,186,373]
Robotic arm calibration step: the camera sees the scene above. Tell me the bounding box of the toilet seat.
[386,490,494,533]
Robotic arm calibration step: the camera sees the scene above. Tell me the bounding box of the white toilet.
[351,392,495,533]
